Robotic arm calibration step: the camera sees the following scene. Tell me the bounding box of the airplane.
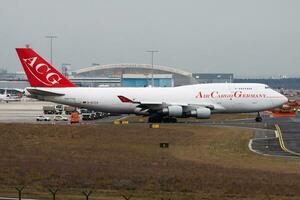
[0,88,24,103]
[16,48,288,123]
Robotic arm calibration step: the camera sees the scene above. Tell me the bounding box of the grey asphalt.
[273,117,300,155]
[201,115,300,158]
[250,129,292,157]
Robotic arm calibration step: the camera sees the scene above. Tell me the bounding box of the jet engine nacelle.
[162,105,183,117]
[190,107,211,119]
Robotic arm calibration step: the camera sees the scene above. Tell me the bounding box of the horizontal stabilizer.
[26,88,65,96]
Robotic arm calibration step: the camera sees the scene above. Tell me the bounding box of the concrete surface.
[0,101,122,124]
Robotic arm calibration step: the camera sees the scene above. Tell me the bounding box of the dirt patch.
[0,123,299,199]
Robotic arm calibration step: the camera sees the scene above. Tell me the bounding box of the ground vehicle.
[17,48,288,123]
[36,115,50,121]
[43,105,62,114]
[55,104,64,113]
[70,111,80,123]
[82,113,91,120]
[81,114,88,120]
[64,106,76,115]
[79,108,88,114]
[103,112,110,117]
[43,106,56,114]
[82,113,96,120]
[53,115,68,121]
[95,112,103,119]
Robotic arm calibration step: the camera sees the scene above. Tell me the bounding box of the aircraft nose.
[271,91,288,108]
[275,93,288,107]
[281,95,288,104]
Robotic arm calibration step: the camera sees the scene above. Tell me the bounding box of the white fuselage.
[27,83,287,115]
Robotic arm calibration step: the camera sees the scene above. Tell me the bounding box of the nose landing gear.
[255,112,262,122]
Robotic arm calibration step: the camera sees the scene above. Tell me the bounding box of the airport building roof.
[75,63,192,77]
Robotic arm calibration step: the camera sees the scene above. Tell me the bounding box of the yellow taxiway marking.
[275,124,300,156]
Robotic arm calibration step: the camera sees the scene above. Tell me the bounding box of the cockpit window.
[265,86,270,89]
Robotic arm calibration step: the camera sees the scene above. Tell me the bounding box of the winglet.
[118,95,134,103]
[16,48,77,87]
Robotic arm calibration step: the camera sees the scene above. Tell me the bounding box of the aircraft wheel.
[148,115,162,123]
[171,118,177,123]
[162,117,177,123]
[162,117,171,123]
[255,112,262,122]
[255,117,262,122]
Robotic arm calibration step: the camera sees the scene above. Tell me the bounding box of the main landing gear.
[148,114,177,123]
[148,114,162,123]
[162,117,177,123]
[255,112,262,122]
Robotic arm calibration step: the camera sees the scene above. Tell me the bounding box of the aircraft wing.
[117,95,223,111]
[26,88,65,96]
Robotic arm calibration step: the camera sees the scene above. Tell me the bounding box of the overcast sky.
[1,0,300,78]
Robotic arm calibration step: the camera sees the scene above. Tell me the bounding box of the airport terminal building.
[72,63,197,87]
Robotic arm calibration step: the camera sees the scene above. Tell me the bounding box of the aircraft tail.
[16,48,76,87]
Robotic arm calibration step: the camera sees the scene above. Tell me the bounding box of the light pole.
[45,35,57,65]
[62,63,71,77]
[146,50,159,87]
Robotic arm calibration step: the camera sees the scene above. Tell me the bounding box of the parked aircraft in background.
[16,48,288,122]
[0,88,24,103]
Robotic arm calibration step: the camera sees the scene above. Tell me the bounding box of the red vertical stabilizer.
[16,48,76,87]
